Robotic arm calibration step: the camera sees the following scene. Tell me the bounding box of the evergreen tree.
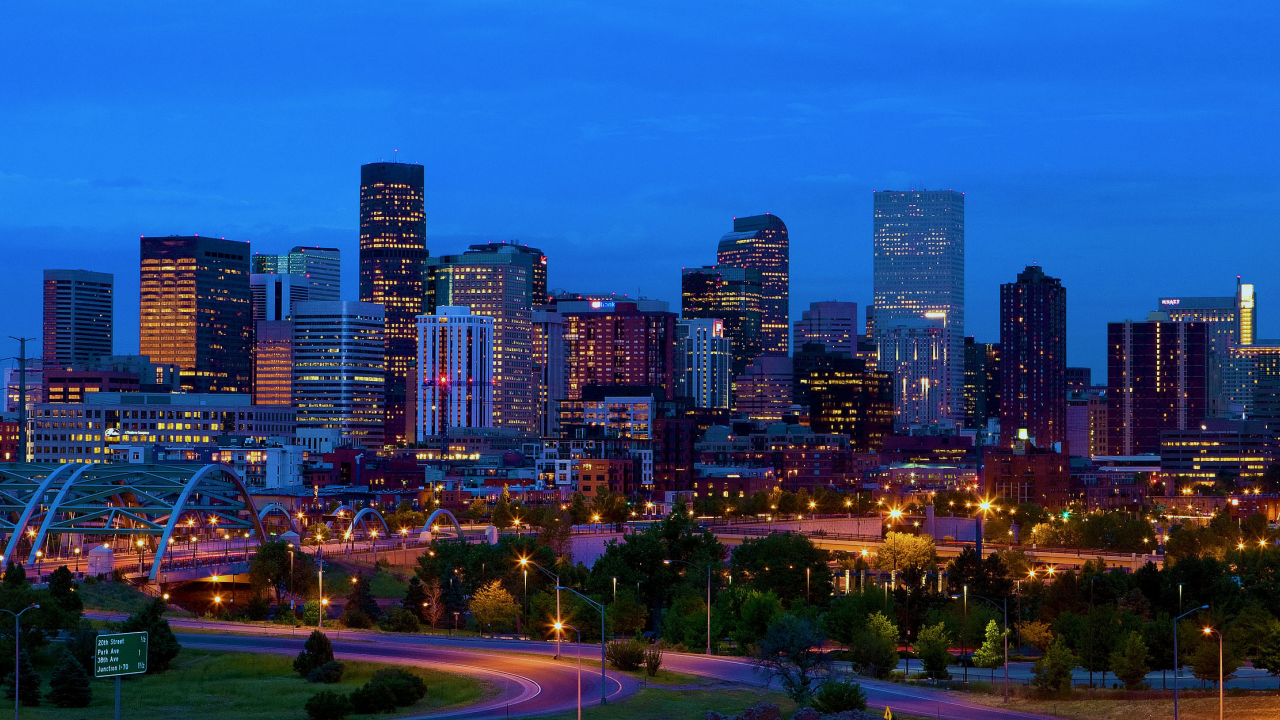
[492,487,514,529]
[1031,638,1076,694]
[1109,631,1151,690]
[3,648,40,706]
[294,630,335,677]
[65,621,98,672]
[973,619,1006,683]
[119,598,182,673]
[567,492,590,526]
[402,576,428,622]
[2,563,28,591]
[47,650,92,708]
[48,565,83,615]
[341,573,381,628]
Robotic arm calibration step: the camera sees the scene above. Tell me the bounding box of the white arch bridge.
[0,463,464,585]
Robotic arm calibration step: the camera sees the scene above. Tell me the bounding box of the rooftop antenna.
[394,148,398,163]
[6,337,38,461]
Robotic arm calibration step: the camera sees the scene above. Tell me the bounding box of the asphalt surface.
[87,613,1067,720]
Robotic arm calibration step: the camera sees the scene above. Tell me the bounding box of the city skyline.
[3,3,1278,380]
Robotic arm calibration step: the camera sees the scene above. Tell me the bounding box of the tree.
[1017,620,1053,652]
[341,573,381,628]
[402,576,429,622]
[591,489,630,531]
[423,579,445,629]
[47,566,83,616]
[1191,639,1239,687]
[294,630,335,677]
[730,532,834,607]
[492,487,514,529]
[850,611,899,678]
[464,496,486,523]
[304,690,352,720]
[972,619,1005,683]
[47,650,91,708]
[753,614,830,704]
[65,621,98,672]
[811,679,867,714]
[1110,631,1151,690]
[730,590,784,650]
[249,540,317,601]
[874,532,937,573]
[1255,628,1280,676]
[568,492,590,526]
[915,622,953,680]
[119,598,181,673]
[469,580,519,635]
[1031,638,1076,694]
[2,648,39,706]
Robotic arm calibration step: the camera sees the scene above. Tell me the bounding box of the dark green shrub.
[47,650,91,708]
[811,679,867,714]
[348,682,397,714]
[2,649,40,706]
[605,639,645,671]
[294,630,335,677]
[304,690,352,720]
[306,660,345,684]
[349,669,427,713]
[378,606,421,633]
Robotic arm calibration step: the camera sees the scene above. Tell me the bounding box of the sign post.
[94,632,148,720]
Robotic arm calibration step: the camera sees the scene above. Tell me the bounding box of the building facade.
[716,214,789,356]
[734,356,793,421]
[1160,419,1277,493]
[139,235,252,393]
[557,298,677,401]
[1107,314,1207,455]
[358,162,427,445]
[806,359,894,452]
[292,301,386,448]
[681,265,763,376]
[793,301,858,355]
[1000,266,1067,449]
[416,306,495,438]
[877,315,954,428]
[963,337,1001,430]
[1159,280,1255,416]
[42,269,113,369]
[253,247,341,301]
[533,307,568,437]
[676,319,732,410]
[873,190,965,423]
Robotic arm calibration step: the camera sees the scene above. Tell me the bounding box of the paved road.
[87,613,1062,719]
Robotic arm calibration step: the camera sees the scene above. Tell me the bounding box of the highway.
[87,613,1063,719]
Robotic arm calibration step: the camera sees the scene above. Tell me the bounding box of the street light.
[554,622,583,720]
[664,559,712,654]
[951,589,1008,702]
[557,586,607,705]
[1173,604,1209,720]
[1204,627,1224,720]
[519,556,563,658]
[1,604,38,719]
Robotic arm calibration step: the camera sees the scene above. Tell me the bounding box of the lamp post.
[557,586,607,705]
[316,547,325,629]
[1204,627,1224,720]
[554,623,583,720]
[952,590,1008,702]
[1,604,39,719]
[73,546,80,576]
[520,557,562,658]
[664,559,712,655]
[1173,604,1208,720]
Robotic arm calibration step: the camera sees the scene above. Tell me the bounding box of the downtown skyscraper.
[1000,266,1067,449]
[872,190,965,424]
[42,269,114,369]
[359,162,426,445]
[139,236,252,393]
[416,306,495,439]
[717,214,789,356]
[253,246,341,301]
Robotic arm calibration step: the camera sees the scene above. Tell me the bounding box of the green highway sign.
[94,631,149,677]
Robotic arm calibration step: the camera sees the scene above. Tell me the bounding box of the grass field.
[964,690,1280,719]
[18,648,488,719]
[78,580,163,614]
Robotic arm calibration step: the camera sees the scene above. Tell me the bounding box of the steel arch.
[423,508,464,538]
[257,503,298,535]
[346,507,390,538]
[0,463,78,566]
[150,464,266,581]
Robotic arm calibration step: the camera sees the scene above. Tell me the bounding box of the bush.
[305,690,352,720]
[349,669,427,714]
[307,661,345,684]
[294,630,335,678]
[811,679,867,714]
[341,607,373,630]
[605,639,645,671]
[349,682,397,714]
[643,645,663,677]
[47,651,91,708]
[378,606,421,633]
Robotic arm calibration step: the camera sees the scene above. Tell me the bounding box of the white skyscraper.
[292,301,385,448]
[873,190,964,424]
[877,315,954,428]
[416,306,495,438]
[677,318,732,409]
[250,273,310,321]
[253,247,341,302]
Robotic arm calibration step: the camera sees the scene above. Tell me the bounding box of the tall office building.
[681,265,763,375]
[416,306,494,438]
[807,358,894,453]
[253,321,294,406]
[1107,313,1207,455]
[873,190,965,423]
[1159,278,1256,416]
[877,315,954,428]
[139,236,252,393]
[250,273,310,322]
[359,162,426,445]
[676,319,732,409]
[424,245,541,432]
[1222,342,1280,422]
[793,301,858,355]
[717,214,789,356]
[253,247,341,301]
[293,301,386,448]
[533,307,568,436]
[1000,266,1067,448]
[962,338,1001,430]
[556,297,677,400]
[42,269,113,369]
[734,356,793,421]
[463,242,548,303]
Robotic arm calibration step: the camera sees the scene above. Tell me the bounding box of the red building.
[1107,316,1207,455]
[653,417,695,493]
[43,369,140,403]
[0,421,20,462]
[575,458,639,498]
[557,298,677,400]
[982,446,1070,508]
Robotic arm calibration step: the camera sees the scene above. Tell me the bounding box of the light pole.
[519,557,562,658]
[1203,627,1224,720]
[664,559,712,655]
[316,547,325,629]
[557,586,607,705]
[1,604,39,719]
[1173,604,1208,720]
[555,622,583,720]
[953,590,1008,702]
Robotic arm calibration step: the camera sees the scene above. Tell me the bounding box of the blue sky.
[2,1,1278,378]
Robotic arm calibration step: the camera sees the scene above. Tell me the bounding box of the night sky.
[3,2,1277,378]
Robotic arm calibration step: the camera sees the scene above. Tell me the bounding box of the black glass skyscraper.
[359,162,426,445]
[1000,266,1066,448]
[717,214,789,357]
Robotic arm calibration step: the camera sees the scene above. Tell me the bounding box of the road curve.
[90,614,1060,719]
